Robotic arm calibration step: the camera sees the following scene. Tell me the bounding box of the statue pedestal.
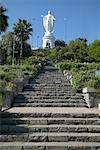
[42,32,55,48]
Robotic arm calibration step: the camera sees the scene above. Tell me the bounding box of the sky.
[1,0,100,47]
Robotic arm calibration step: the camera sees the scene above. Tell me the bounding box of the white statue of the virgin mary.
[43,11,55,33]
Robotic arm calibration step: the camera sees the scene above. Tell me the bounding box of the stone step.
[15,96,84,100]
[14,99,85,103]
[42,76,64,78]
[23,89,73,92]
[34,82,70,84]
[35,77,65,79]
[30,87,72,90]
[13,102,86,107]
[37,77,65,79]
[35,77,67,78]
[34,79,67,82]
[17,95,82,98]
[22,93,82,98]
[44,67,58,69]
[35,80,68,83]
[34,73,65,75]
[36,74,65,76]
[0,132,100,142]
[22,93,77,97]
[32,84,70,86]
[1,117,100,125]
[36,75,65,77]
[33,82,70,84]
[36,73,64,75]
[30,85,72,88]
[37,74,64,76]
[17,92,80,96]
[24,86,72,90]
[34,82,69,84]
[29,83,71,86]
[29,132,100,142]
[29,124,100,133]
[29,80,70,83]
[33,83,70,86]
[1,124,100,133]
[0,142,100,150]
[1,112,98,118]
[27,84,71,87]
[24,85,72,90]
[23,91,74,96]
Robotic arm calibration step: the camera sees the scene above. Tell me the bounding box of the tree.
[13,19,33,60]
[22,42,31,58]
[0,32,14,64]
[68,38,87,53]
[87,40,100,62]
[1,32,13,55]
[0,40,6,64]
[0,6,9,64]
[0,6,9,34]
[0,31,32,64]
[55,40,65,47]
[68,38,88,62]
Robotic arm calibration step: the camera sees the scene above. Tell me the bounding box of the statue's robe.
[43,14,54,33]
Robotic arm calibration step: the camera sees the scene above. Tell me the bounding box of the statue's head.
[48,11,51,15]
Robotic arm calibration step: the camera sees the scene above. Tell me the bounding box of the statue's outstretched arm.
[53,17,56,20]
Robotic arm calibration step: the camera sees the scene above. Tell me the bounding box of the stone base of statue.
[42,32,55,48]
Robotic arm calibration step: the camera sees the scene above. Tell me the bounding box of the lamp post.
[20,34,23,62]
[64,18,67,43]
[12,33,15,65]
[37,35,39,48]
[31,18,35,48]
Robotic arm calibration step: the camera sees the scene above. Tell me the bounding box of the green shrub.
[0,73,6,80]
[2,67,10,72]
[94,76,100,89]
[72,71,86,92]
[4,73,16,82]
[49,48,57,60]
[56,62,100,73]
[6,81,16,87]
[72,70,99,92]
[0,81,6,87]
[84,79,97,88]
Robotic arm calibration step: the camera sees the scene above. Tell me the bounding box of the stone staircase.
[13,65,87,108]
[0,64,100,150]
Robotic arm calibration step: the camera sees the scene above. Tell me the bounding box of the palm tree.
[13,19,33,60]
[0,6,9,34]
[0,6,8,64]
